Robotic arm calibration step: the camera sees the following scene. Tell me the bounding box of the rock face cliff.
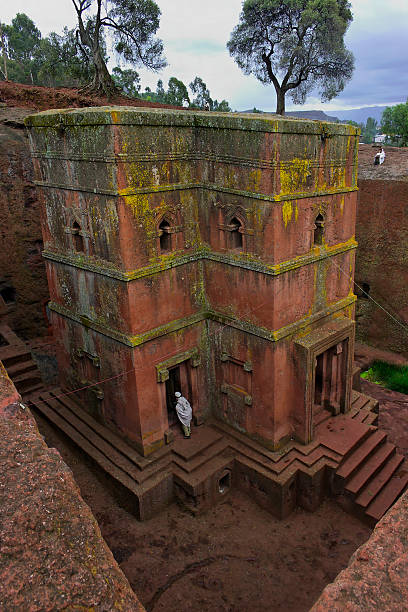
[355,145,408,358]
[0,106,49,338]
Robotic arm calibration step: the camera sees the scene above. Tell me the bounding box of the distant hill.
[242,105,392,125]
[285,110,339,122]
[334,106,388,124]
[241,108,339,122]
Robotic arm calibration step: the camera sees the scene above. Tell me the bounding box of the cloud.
[2,0,408,112]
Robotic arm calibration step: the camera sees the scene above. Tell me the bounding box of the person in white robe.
[174,391,192,438]
[374,147,385,165]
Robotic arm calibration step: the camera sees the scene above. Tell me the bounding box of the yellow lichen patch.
[248,168,262,192]
[282,200,293,227]
[110,110,120,124]
[279,158,312,195]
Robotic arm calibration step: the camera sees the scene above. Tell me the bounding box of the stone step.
[345,442,396,495]
[31,392,172,484]
[361,411,378,426]
[316,415,372,460]
[171,427,224,463]
[355,454,405,509]
[365,465,408,523]
[172,450,235,493]
[211,419,321,461]
[351,393,372,412]
[0,324,24,347]
[172,437,230,474]
[13,371,43,392]
[352,408,376,424]
[0,344,32,367]
[21,383,44,397]
[336,430,387,480]
[6,359,38,377]
[43,390,168,471]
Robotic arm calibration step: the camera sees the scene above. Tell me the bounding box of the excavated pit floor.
[33,411,373,612]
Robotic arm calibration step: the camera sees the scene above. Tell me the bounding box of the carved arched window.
[314,213,324,245]
[159,219,172,253]
[228,217,243,250]
[72,221,84,252]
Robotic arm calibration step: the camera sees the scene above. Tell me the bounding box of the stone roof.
[358,144,408,180]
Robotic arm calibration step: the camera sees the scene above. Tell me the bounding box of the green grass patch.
[361,360,408,394]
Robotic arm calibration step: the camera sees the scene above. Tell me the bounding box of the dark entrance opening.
[72,221,84,252]
[313,340,348,425]
[314,213,324,245]
[159,219,171,253]
[229,217,243,250]
[165,366,181,426]
[0,286,16,304]
[218,471,231,494]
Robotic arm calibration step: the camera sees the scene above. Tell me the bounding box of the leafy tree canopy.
[138,76,231,111]
[227,0,354,115]
[381,102,408,146]
[112,66,141,96]
[72,0,166,95]
[189,76,231,111]
[1,13,41,83]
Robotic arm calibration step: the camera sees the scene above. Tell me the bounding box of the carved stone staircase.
[0,324,44,397]
[26,384,408,525]
[332,427,408,526]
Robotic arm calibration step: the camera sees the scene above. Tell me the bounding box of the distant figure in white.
[374,147,385,165]
[174,391,192,438]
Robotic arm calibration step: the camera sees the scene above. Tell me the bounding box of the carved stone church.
[27,107,401,523]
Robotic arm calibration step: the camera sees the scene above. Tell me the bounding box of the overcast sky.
[2,0,408,111]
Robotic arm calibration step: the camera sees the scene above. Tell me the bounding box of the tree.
[2,13,42,84]
[35,28,96,87]
[362,117,378,144]
[212,99,232,112]
[112,66,140,95]
[166,77,190,106]
[227,0,354,115]
[189,76,212,109]
[188,76,231,111]
[382,102,408,146]
[71,0,166,96]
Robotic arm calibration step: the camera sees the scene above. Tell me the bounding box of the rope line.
[24,296,270,409]
[329,257,408,334]
[23,253,407,409]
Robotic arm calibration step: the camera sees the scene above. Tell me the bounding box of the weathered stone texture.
[0,364,144,611]
[310,489,408,611]
[26,107,359,456]
[355,145,408,357]
[0,107,48,338]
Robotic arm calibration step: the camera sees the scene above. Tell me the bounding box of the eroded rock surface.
[0,366,144,612]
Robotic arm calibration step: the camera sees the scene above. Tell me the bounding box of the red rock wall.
[0,108,49,338]
[356,176,408,357]
[310,489,408,611]
[0,362,144,611]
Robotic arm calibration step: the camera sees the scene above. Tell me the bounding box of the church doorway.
[165,362,193,427]
[313,339,348,424]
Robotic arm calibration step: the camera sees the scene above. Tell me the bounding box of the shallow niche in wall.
[71,221,84,252]
[314,213,325,245]
[219,208,252,253]
[156,213,183,255]
[220,353,253,430]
